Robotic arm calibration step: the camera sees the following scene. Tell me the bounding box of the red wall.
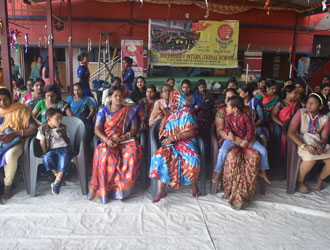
[6,1,330,52]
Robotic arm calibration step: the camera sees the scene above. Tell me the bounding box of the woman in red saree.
[271,85,300,158]
[255,80,279,118]
[87,86,143,204]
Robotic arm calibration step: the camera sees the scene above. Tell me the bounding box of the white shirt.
[36,127,69,150]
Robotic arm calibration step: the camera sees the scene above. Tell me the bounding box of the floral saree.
[222,147,261,210]
[88,105,143,203]
[149,90,200,189]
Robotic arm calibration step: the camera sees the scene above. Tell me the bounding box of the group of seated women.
[1,74,330,211]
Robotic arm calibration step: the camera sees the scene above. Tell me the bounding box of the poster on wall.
[297,57,311,77]
[148,20,239,68]
[121,38,144,77]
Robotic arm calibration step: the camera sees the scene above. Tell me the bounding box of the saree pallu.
[89,106,143,203]
[222,147,261,210]
[26,96,43,111]
[256,92,279,117]
[278,101,299,157]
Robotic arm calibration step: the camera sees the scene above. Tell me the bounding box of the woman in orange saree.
[87,86,143,204]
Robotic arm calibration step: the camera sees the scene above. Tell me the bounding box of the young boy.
[36,108,71,194]
[211,96,270,193]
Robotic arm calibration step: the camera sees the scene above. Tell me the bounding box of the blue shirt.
[122,68,134,91]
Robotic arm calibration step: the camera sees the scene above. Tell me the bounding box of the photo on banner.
[121,38,144,77]
[148,20,239,68]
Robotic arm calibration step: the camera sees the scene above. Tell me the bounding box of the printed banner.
[121,38,144,77]
[148,20,239,68]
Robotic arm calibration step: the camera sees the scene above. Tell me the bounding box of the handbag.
[0,127,20,156]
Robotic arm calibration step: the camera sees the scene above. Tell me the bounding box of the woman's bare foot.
[316,176,324,191]
[297,182,309,194]
[3,185,12,199]
[152,191,167,203]
[192,183,200,197]
[259,170,271,184]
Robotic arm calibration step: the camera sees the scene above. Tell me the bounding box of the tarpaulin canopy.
[96,0,323,14]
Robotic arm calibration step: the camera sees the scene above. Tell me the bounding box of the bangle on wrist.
[127,132,131,139]
[20,129,24,137]
[300,143,307,150]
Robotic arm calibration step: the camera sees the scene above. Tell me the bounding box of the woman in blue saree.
[66,83,97,143]
[149,90,200,203]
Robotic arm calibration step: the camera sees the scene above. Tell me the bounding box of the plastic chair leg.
[199,153,206,196]
[140,155,148,191]
[30,163,39,197]
[75,157,88,195]
[259,177,266,195]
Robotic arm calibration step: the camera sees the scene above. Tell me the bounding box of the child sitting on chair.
[211,96,270,193]
[36,108,71,194]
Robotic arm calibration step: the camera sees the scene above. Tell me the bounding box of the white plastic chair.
[29,116,88,196]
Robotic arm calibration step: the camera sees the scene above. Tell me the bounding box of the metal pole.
[46,0,54,84]
[245,44,250,84]
[129,2,134,36]
[68,0,73,95]
[0,0,13,89]
[291,13,299,78]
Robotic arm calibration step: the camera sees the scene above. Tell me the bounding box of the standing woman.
[30,56,43,80]
[0,87,37,198]
[87,86,143,203]
[149,90,201,203]
[122,57,134,91]
[255,80,279,118]
[77,53,92,97]
[32,84,73,124]
[129,76,146,104]
[66,83,96,143]
[42,57,62,89]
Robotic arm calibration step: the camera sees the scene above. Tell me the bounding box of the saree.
[0,89,33,167]
[35,99,70,122]
[149,90,200,189]
[139,98,155,129]
[222,147,261,210]
[255,92,279,117]
[278,101,300,157]
[249,97,268,140]
[66,96,97,142]
[25,96,43,111]
[88,105,143,203]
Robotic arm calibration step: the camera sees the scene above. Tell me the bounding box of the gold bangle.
[300,143,306,150]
